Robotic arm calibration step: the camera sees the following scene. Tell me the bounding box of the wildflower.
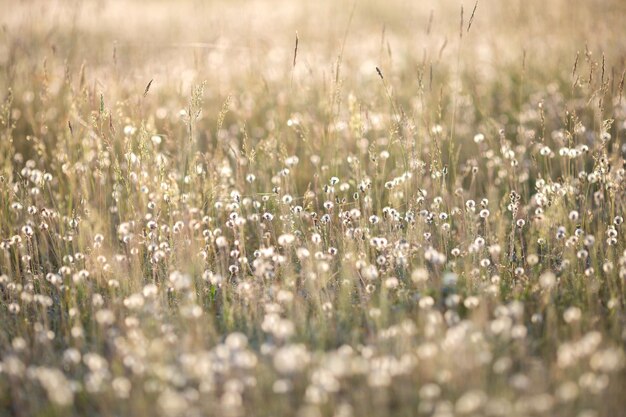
[540,271,556,289]
[214,236,228,248]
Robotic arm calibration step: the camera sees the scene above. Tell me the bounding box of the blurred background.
[1,0,626,193]
[2,0,626,93]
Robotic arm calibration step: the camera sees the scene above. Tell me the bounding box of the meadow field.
[1,0,625,416]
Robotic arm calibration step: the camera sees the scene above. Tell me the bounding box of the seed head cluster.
[1,1,626,416]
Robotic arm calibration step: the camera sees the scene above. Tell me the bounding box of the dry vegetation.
[1,0,626,416]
